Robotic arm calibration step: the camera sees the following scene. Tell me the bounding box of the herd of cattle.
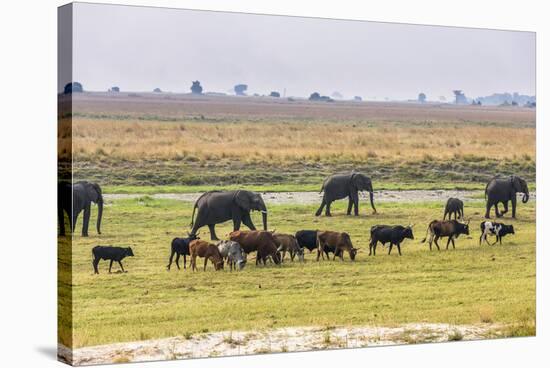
[75,173,529,274]
[91,205,517,274]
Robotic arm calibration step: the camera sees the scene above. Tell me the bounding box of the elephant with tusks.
[189,190,268,240]
[484,175,529,219]
[58,181,104,236]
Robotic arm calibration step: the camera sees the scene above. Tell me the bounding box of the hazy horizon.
[66,3,536,101]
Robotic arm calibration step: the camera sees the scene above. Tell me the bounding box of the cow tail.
[420,224,431,243]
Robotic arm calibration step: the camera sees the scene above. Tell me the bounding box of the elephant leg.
[511,197,517,218]
[501,201,509,216]
[494,203,502,218]
[208,224,219,241]
[346,197,353,215]
[241,213,256,231]
[325,201,332,217]
[484,201,491,219]
[351,191,359,216]
[82,205,91,237]
[72,210,79,234]
[315,198,326,217]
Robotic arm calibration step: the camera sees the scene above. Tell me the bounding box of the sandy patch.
[59,323,503,366]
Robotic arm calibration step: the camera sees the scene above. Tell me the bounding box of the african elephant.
[443,197,464,220]
[315,172,376,217]
[58,181,104,236]
[190,190,268,240]
[484,175,529,219]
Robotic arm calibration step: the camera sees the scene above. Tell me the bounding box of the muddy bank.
[59,323,503,366]
[105,189,506,205]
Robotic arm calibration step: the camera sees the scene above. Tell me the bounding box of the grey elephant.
[58,181,104,236]
[443,197,464,220]
[484,175,529,218]
[315,172,376,217]
[190,190,268,240]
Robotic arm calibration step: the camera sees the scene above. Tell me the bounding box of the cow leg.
[446,237,452,250]
[204,257,208,271]
[118,261,126,272]
[499,236,503,245]
[388,244,393,255]
[434,236,441,251]
[109,260,114,273]
[167,250,175,270]
[191,255,196,271]
[183,255,187,269]
[175,254,181,270]
[92,258,100,274]
[451,238,456,249]
[397,243,402,256]
[208,224,220,241]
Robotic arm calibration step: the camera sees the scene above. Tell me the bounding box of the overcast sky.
[69,2,535,100]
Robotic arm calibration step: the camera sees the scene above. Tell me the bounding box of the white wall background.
[0,1,546,367]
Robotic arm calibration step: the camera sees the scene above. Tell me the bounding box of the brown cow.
[189,239,224,271]
[420,219,470,251]
[273,233,304,262]
[316,231,358,261]
[229,230,281,265]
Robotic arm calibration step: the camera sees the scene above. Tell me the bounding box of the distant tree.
[511,101,518,106]
[190,81,203,94]
[269,91,280,98]
[153,88,162,93]
[309,92,321,101]
[453,90,467,104]
[354,96,362,101]
[331,91,343,99]
[109,86,120,92]
[234,84,248,96]
[418,92,426,103]
[64,82,83,94]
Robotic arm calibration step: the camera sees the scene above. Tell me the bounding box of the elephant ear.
[350,173,359,189]
[88,183,103,203]
[234,191,251,211]
[511,176,522,192]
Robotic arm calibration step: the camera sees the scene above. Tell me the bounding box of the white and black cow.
[479,221,515,245]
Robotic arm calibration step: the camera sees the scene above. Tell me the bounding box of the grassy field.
[62,197,536,348]
[66,94,535,187]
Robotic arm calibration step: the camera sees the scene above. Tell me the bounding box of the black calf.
[92,246,134,274]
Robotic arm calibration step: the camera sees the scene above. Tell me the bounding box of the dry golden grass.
[72,118,535,163]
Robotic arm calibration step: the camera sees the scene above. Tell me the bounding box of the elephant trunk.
[96,197,103,234]
[522,192,529,203]
[369,191,377,214]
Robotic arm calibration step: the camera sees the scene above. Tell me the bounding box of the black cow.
[369,225,414,256]
[479,221,515,245]
[92,246,134,274]
[167,234,199,270]
[295,230,342,258]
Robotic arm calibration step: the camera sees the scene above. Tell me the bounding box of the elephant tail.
[319,177,328,194]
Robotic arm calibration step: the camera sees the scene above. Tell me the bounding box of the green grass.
[63,198,535,348]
